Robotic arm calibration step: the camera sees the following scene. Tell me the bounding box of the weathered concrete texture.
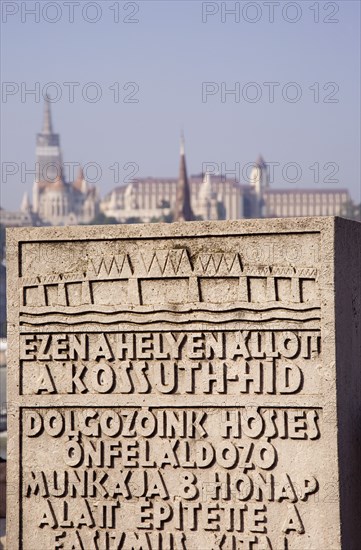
[6,217,361,550]
[334,218,361,549]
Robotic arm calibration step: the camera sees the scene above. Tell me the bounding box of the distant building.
[1,100,352,226]
[28,98,100,226]
[101,174,252,222]
[262,188,350,218]
[101,138,253,222]
[102,149,350,222]
[248,157,349,218]
[0,204,38,227]
[33,168,99,226]
[0,99,99,229]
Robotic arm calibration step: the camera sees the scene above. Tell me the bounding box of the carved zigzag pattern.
[88,254,133,278]
[139,249,192,276]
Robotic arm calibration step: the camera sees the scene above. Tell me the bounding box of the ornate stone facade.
[101,172,251,223]
[101,151,350,223]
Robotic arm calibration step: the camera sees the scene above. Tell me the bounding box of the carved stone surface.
[6,217,361,549]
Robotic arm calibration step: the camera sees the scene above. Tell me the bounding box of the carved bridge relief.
[20,249,319,309]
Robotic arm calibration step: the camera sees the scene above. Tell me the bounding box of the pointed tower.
[34,96,63,189]
[173,134,194,222]
[74,167,88,194]
[42,94,53,134]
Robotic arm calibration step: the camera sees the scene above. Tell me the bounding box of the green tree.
[150,212,174,223]
[125,216,142,224]
[216,201,227,220]
[88,212,119,225]
[341,200,361,222]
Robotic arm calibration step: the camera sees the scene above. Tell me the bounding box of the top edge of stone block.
[7,216,359,244]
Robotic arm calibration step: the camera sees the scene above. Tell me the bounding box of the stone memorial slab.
[6,217,361,549]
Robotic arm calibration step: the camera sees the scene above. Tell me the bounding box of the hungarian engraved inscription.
[17,231,326,549]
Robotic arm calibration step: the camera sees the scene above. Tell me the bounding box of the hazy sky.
[1,0,360,210]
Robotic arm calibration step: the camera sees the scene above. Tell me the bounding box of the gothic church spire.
[173,133,194,222]
[42,95,53,134]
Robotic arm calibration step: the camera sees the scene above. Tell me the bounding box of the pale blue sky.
[1,0,360,209]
